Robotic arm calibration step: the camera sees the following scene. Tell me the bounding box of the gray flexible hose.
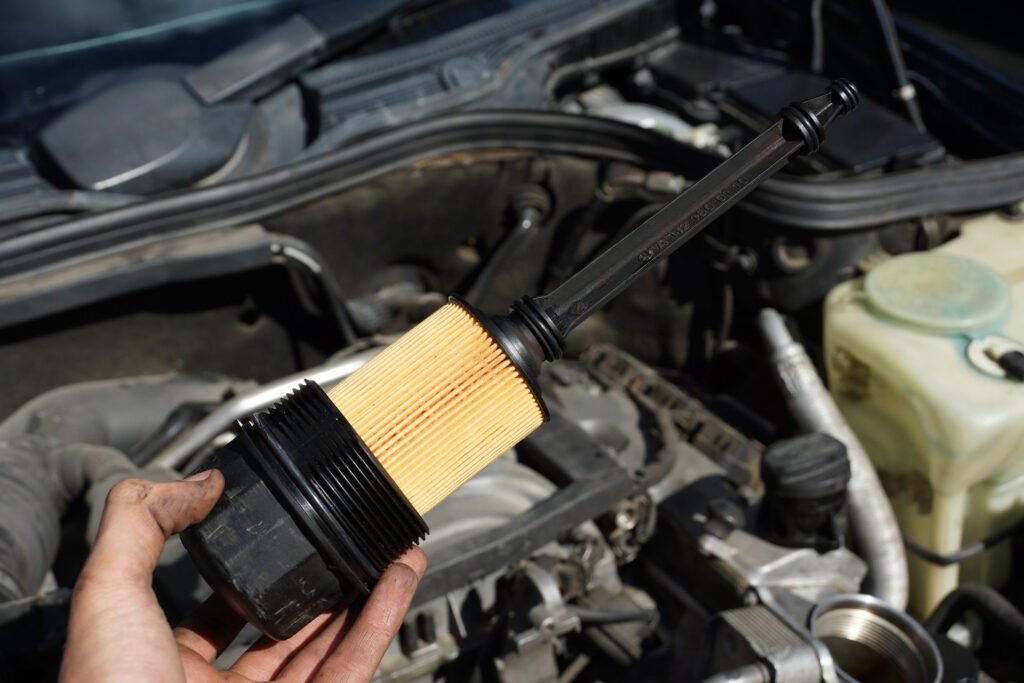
[0,438,139,603]
[0,374,244,605]
[758,308,909,610]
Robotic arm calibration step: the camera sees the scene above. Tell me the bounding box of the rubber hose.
[925,583,1024,645]
[0,374,243,605]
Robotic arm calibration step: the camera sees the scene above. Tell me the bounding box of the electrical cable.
[903,515,1024,567]
[269,234,360,345]
[869,0,928,133]
[809,0,825,73]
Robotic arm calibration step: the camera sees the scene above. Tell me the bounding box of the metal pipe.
[758,308,909,609]
[148,349,379,470]
[590,102,696,144]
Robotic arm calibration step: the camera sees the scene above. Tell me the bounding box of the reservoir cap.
[865,253,1010,334]
[760,433,851,552]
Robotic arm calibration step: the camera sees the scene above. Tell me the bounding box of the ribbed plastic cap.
[762,433,851,499]
[865,253,1010,334]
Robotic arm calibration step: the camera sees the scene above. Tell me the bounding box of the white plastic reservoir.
[824,213,1024,616]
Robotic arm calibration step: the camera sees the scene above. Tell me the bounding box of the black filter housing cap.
[759,432,851,552]
[181,381,426,640]
[182,440,344,638]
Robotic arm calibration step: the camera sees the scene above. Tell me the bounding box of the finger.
[261,609,359,683]
[61,471,224,682]
[84,470,224,589]
[228,609,344,680]
[174,594,247,664]
[278,548,428,682]
[394,547,429,581]
[309,548,427,683]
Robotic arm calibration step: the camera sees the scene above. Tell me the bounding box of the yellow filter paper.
[328,302,544,513]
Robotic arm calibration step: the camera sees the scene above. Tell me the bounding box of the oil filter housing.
[181,381,427,639]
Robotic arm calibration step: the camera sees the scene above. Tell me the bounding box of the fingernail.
[184,470,213,482]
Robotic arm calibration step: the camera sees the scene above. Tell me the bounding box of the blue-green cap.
[865,253,1010,334]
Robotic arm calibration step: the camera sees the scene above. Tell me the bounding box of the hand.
[60,470,427,683]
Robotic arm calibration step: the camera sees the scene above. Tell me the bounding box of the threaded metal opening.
[810,595,942,683]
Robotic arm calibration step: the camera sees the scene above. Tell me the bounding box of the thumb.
[61,472,225,683]
[83,470,224,588]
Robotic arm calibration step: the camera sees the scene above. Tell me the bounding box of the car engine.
[1,1,1023,681]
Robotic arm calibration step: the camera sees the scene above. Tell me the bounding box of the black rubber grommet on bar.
[828,77,861,113]
[780,103,824,154]
[508,296,565,362]
[780,78,860,155]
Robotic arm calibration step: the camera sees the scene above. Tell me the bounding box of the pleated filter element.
[327,302,545,514]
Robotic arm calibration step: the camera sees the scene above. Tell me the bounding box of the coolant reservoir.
[824,213,1024,616]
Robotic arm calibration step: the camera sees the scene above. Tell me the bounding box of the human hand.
[60,470,427,683]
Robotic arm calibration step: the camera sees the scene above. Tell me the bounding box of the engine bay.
[2,1,1024,681]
